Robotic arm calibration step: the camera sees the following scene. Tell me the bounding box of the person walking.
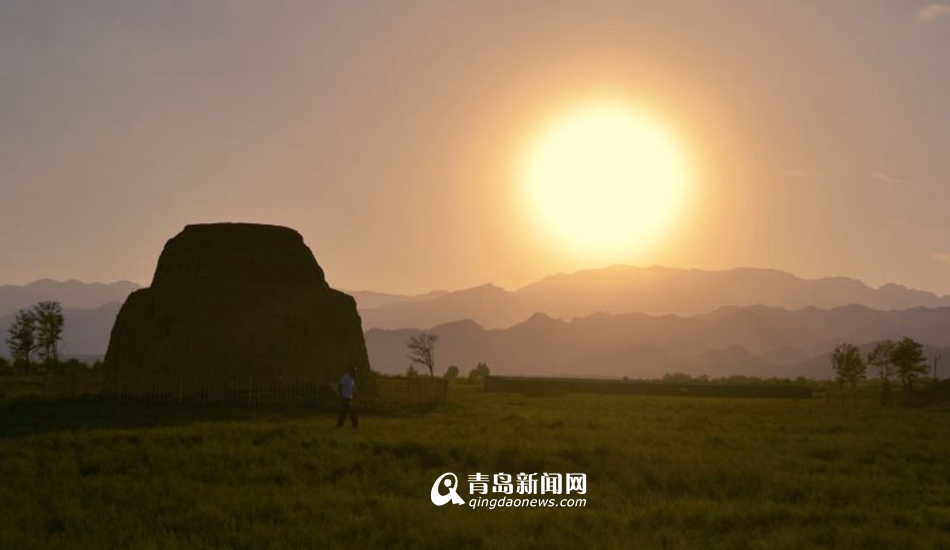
[336,367,359,429]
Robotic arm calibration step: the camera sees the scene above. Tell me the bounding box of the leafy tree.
[867,340,897,405]
[33,301,64,364]
[406,364,420,378]
[891,337,928,392]
[831,343,866,396]
[468,362,490,381]
[443,365,459,380]
[407,332,438,377]
[5,308,37,370]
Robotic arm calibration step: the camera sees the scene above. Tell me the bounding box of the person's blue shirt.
[339,373,355,399]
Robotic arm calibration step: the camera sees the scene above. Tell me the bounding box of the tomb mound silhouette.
[103,223,370,398]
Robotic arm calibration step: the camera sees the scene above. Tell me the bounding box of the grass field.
[2,383,950,549]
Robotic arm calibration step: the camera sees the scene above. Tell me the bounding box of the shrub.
[468,362,490,381]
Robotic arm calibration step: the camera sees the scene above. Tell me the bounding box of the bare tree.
[407,332,438,377]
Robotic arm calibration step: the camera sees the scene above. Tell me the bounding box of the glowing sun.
[523,104,689,256]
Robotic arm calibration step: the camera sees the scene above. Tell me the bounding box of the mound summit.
[104,223,369,395]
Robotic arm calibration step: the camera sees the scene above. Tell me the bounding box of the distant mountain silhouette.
[364,305,950,379]
[360,284,521,330]
[345,289,449,310]
[0,279,139,319]
[6,270,948,376]
[359,266,950,329]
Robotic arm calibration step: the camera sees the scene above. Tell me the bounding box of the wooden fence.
[43,370,84,399]
[87,374,448,406]
[104,375,332,404]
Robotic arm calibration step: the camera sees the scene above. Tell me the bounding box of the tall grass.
[1,385,949,549]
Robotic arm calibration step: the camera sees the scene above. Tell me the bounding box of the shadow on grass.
[0,398,442,439]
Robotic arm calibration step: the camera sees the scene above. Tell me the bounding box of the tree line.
[4,301,65,371]
[831,337,931,404]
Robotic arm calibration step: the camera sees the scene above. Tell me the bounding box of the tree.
[831,343,866,398]
[33,301,64,364]
[5,308,37,370]
[406,364,420,378]
[468,362,490,381]
[407,332,438,377]
[867,340,897,405]
[444,365,459,380]
[891,337,928,392]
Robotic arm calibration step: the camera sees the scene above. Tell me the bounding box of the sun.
[523,104,689,257]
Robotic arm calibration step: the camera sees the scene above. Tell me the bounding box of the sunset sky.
[2,1,949,295]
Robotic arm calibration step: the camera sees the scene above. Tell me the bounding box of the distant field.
[2,383,949,549]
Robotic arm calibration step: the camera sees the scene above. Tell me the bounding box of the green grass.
[2,385,950,549]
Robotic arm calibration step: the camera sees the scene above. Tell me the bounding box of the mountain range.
[364,305,950,379]
[1,268,948,380]
[0,279,139,319]
[346,289,449,311]
[355,265,950,329]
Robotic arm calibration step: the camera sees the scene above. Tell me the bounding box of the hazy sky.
[2,1,949,294]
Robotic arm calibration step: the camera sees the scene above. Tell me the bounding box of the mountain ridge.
[364,304,950,379]
[0,279,140,319]
[4,267,949,374]
[359,265,950,329]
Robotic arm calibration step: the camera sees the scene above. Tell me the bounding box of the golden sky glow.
[1,3,949,295]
